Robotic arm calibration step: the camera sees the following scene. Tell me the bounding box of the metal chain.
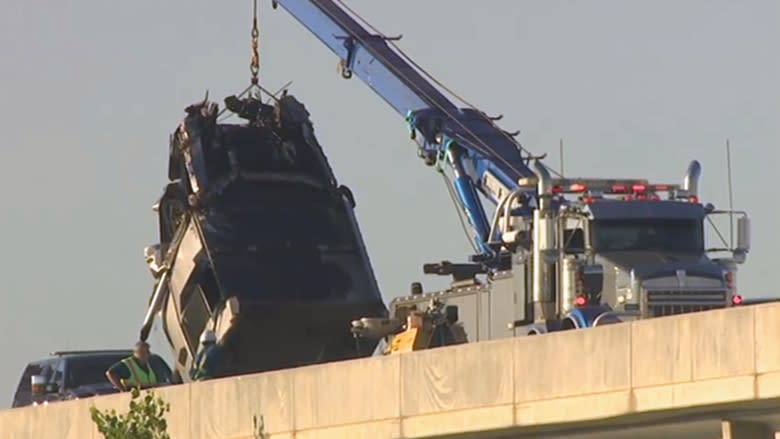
[250,0,260,86]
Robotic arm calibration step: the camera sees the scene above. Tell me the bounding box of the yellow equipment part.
[383,309,468,355]
[385,327,433,354]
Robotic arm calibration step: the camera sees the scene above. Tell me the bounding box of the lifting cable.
[250,0,260,89]
[219,0,284,122]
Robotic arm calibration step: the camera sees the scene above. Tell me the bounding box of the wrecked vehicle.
[138,93,388,381]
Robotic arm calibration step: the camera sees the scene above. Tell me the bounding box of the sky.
[0,0,777,407]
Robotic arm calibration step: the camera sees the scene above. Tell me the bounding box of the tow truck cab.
[559,199,748,318]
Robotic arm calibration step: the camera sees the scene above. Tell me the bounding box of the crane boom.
[273,0,540,253]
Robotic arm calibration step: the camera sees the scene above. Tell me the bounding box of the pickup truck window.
[65,354,127,388]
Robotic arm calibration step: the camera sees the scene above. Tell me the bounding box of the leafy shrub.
[89,388,171,439]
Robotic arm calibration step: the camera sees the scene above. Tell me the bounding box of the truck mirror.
[737,216,750,253]
[338,185,356,208]
[582,264,604,298]
[30,375,46,396]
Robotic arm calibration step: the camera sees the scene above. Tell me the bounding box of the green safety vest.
[121,357,158,389]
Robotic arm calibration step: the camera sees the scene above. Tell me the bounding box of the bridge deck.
[1,303,778,439]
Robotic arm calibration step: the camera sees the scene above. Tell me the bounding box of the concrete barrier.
[0,303,778,439]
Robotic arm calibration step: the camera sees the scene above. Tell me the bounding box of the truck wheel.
[560,318,578,331]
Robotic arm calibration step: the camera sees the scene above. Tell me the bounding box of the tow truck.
[271,0,751,345]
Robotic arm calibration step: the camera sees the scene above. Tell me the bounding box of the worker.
[105,341,160,391]
[190,329,222,381]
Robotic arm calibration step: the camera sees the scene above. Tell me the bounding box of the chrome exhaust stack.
[683,160,701,198]
[532,161,556,320]
[534,160,553,213]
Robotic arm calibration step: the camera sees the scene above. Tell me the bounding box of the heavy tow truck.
[271,0,752,347]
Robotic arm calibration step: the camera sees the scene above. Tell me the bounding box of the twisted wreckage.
[139,93,387,380]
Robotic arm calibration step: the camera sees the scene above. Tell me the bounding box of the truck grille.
[645,290,728,317]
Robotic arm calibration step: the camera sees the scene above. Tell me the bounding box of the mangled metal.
[140,93,386,380]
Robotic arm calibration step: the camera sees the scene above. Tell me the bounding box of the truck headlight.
[615,268,639,304]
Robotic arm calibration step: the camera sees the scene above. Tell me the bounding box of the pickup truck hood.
[65,383,120,399]
[597,251,723,280]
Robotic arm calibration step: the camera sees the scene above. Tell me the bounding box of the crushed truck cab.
[139,94,387,381]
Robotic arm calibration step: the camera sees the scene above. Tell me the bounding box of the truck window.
[591,219,703,253]
[65,354,127,389]
[51,358,66,391]
[563,229,584,253]
[180,285,212,352]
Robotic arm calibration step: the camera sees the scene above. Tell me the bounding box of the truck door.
[49,358,66,397]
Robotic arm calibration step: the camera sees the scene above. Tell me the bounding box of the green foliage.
[90,388,171,439]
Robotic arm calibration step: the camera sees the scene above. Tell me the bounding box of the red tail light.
[570,183,587,193]
[551,185,563,194]
[574,295,587,307]
[632,183,647,193]
[654,184,670,191]
[731,294,743,305]
[611,184,627,193]
[582,195,595,204]
[688,195,699,203]
[650,194,661,201]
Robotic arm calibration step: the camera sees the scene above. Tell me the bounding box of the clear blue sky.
[0,0,777,407]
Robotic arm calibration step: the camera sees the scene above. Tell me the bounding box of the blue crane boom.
[272,0,541,254]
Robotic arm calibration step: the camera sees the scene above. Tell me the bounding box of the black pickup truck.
[11,350,173,408]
